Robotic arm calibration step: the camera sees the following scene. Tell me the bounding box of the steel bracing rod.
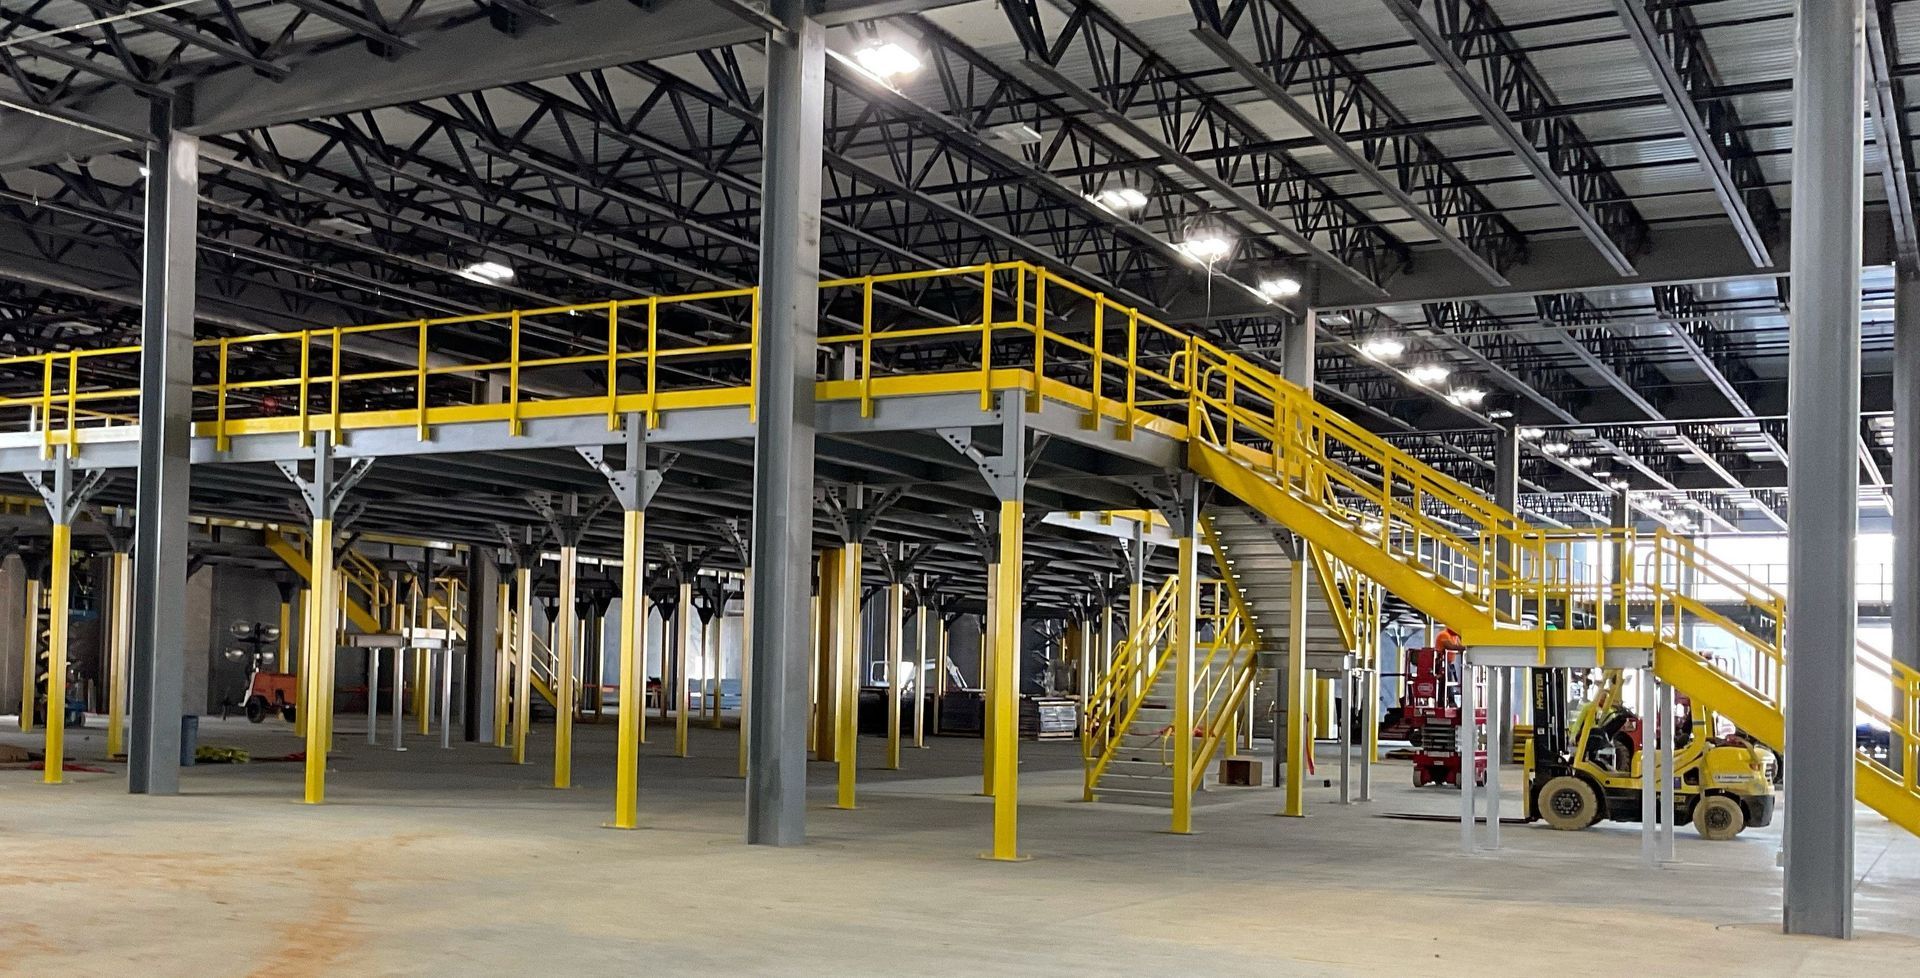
[1867,0,1919,268]
[1003,0,1409,295]
[1380,0,1650,275]
[1609,0,1779,266]
[1187,0,1526,286]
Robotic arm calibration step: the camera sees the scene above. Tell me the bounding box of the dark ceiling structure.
[0,0,1910,550]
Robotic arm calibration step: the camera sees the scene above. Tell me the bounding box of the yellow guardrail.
[4,259,1909,817]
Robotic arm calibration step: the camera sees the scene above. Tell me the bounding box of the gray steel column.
[1493,424,1520,759]
[127,100,198,796]
[1894,264,1919,776]
[1277,309,1316,788]
[1783,0,1864,940]
[464,554,501,742]
[745,0,825,847]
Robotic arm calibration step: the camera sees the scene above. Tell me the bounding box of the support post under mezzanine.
[940,396,1033,860]
[1782,0,1865,940]
[275,436,373,804]
[1166,476,1202,835]
[532,491,610,790]
[743,0,826,849]
[502,527,542,767]
[127,99,198,797]
[1280,548,1310,818]
[581,423,667,829]
[24,449,107,783]
[105,515,133,759]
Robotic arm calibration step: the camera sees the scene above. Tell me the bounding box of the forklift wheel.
[1539,775,1600,831]
[244,698,269,724]
[282,706,297,724]
[1694,795,1745,840]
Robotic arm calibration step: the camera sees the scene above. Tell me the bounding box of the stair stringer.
[1190,441,1492,635]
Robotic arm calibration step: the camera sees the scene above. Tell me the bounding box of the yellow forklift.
[1524,669,1775,840]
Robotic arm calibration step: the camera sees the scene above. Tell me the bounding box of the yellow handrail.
[4,259,1906,808]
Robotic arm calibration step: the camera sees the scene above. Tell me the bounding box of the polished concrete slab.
[0,714,1915,977]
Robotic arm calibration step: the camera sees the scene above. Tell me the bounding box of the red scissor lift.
[1404,647,1486,788]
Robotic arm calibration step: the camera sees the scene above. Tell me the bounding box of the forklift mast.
[1530,667,1568,769]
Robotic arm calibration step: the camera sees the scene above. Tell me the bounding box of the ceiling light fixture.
[854,41,922,79]
[1518,426,1545,440]
[1446,387,1486,406]
[1090,187,1148,212]
[1611,478,1630,489]
[1487,408,1514,420]
[458,260,515,285]
[1258,276,1303,301]
[1542,440,1572,455]
[1567,455,1593,469]
[1359,336,1404,360]
[1180,229,1234,263]
[1408,363,1450,385]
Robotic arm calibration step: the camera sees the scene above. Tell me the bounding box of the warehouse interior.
[0,0,1918,974]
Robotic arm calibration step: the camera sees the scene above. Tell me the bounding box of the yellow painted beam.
[886,581,904,771]
[812,552,836,761]
[20,577,38,733]
[105,551,130,758]
[554,544,578,789]
[302,518,337,804]
[42,522,71,784]
[513,566,533,766]
[264,530,383,634]
[835,542,861,810]
[612,509,645,828]
[493,582,511,747]
[984,500,1023,860]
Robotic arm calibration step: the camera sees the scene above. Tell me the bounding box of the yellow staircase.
[1173,332,1920,836]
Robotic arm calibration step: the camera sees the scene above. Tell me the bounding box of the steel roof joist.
[1380,0,1650,276]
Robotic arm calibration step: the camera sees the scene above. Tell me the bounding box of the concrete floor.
[0,713,1915,977]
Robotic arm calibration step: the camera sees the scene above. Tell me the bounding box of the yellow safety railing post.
[979,263,995,410]
[415,319,429,440]
[63,354,79,453]
[297,330,312,447]
[507,311,523,436]
[984,498,1024,860]
[1121,308,1138,441]
[645,298,660,428]
[1084,297,1106,430]
[605,301,621,431]
[1028,272,1046,412]
[860,277,875,418]
[328,328,343,438]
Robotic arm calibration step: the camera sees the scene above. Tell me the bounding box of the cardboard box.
[1218,757,1262,786]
